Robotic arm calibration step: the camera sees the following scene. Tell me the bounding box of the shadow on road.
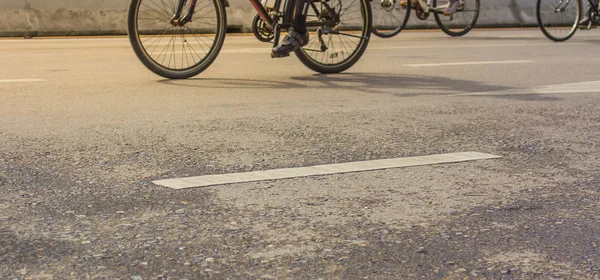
[0,228,76,276]
[157,73,514,97]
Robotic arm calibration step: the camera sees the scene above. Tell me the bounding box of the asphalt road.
[1,29,600,279]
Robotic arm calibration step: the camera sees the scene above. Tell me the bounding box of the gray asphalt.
[1,29,600,279]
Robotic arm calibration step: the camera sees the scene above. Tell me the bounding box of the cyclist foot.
[443,0,459,15]
[271,27,309,58]
[579,16,594,29]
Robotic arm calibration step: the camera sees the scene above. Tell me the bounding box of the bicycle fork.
[171,0,199,26]
[553,0,572,12]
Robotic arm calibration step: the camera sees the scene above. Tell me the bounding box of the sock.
[292,0,309,34]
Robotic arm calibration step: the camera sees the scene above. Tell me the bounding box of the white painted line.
[0,79,46,83]
[145,48,270,55]
[404,60,533,67]
[153,151,501,189]
[0,38,127,43]
[451,80,600,96]
[530,80,600,94]
[144,43,564,55]
[374,42,573,50]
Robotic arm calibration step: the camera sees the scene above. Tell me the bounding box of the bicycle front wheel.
[285,0,372,73]
[433,0,479,36]
[127,0,227,79]
[536,0,581,42]
[371,0,411,38]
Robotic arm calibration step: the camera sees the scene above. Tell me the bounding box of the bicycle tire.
[536,0,581,42]
[127,0,227,79]
[371,0,411,38]
[284,0,372,73]
[433,0,479,36]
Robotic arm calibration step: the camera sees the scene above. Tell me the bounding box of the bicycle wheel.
[433,0,479,36]
[284,0,372,73]
[371,0,411,38]
[536,0,581,42]
[127,0,227,79]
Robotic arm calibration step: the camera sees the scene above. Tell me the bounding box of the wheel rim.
[538,0,579,40]
[372,0,407,35]
[300,0,370,67]
[134,0,221,72]
[435,0,478,35]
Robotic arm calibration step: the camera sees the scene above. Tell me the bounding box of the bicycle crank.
[415,3,430,19]
[252,13,275,42]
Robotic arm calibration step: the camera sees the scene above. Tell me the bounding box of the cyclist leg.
[272,0,310,56]
[443,0,459,15]
[580,0,599,26]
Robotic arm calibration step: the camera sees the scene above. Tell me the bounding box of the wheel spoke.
[295,0,369,72]
[130,0,224,78]
[537,0,580,41]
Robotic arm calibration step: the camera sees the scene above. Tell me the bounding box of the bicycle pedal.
[271,52,290,58]
[580,22,595,30]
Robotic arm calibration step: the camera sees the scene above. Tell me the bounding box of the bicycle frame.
[172,0,346,49]
[173,0,279,28]
[552,0,597,17]
[586,0,599,19]
[250,0,277,27]
[552,0,572,12]
[127,0,372,78]
[173,0,342,29]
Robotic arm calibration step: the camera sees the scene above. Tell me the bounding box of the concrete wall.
[0,0,538,37]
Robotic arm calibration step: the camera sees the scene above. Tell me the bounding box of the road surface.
[1,29,600,279]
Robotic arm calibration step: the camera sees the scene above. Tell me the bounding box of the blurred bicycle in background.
[537,0,599,41]
[370,0,480,38]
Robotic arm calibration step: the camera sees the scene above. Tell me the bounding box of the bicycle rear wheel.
[371,0,411,38]
[536,0,581,42]
[127,0,227,79]
[433,0,479,36]
[284,0,372,73]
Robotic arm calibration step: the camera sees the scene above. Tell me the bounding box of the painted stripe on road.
[0,79,46,83]
[451,80,600,96]
[144,43,565,55]
[374,42,581,50]
[404,60,532,67]
[153,152,501,189]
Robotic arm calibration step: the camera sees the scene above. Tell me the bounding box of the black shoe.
[271,27,309,58]
[579,16,595,29]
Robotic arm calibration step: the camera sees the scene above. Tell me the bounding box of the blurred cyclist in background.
[400,0,462,16]
[580,0,599,27]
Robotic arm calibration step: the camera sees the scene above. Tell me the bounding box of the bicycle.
[127,0,372,79]
[536,0,597,41]
[370,0,480,38]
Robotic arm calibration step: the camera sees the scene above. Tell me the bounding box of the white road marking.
[216,43,560,54]
[0,38,127,43]
[404,60,533,67]
[145,48,271,55]
[130,41,567,56]
[0,79,46,83]
[153,151,501,189]
[374,42,577,50]
[148,43,563,55]
[452,80,600,96]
